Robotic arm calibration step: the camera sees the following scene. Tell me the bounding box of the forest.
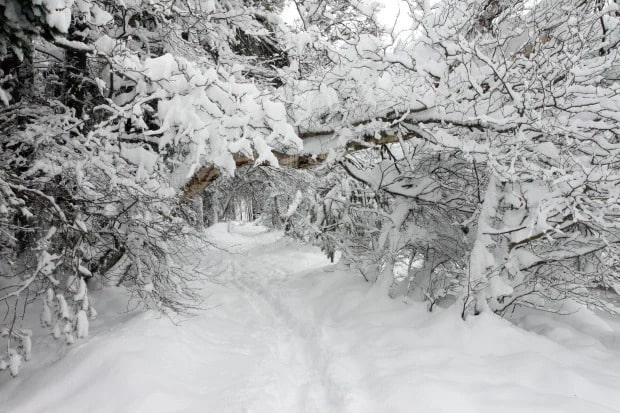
[1,0,620,409]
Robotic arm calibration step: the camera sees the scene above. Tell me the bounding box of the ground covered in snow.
[1,223,620,413]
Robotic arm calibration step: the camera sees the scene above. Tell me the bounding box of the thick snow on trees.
[0,0,298,375]
[1,0,619,389]
[287,0,620,317]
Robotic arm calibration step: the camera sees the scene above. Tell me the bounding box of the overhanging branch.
[180,111,518,200]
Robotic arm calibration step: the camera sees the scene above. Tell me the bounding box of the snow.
[94,35,116,54]
[43,0,73,33]
[0,87,11,106]
[20,332,32,362]
[40,297,52,327]
[90,5,113,26]
[144,54,179,81]
[1,223,620,412]
[75,310,89,339]
[120,144,159,172]
[8,350,20,378]
[285,190,303,218]
[73,277,88,300]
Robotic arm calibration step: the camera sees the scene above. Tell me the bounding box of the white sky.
[281,1,413,35]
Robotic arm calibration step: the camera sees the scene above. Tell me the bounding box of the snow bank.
[275,270,620,412]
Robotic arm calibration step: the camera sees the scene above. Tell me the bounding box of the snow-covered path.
[0,223,345,413]
[2,223,620,413]
[215,250,340,412]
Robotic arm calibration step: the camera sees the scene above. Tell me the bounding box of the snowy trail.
[2,222,620,413]
[0,223,346,413]
[218,257,340,412]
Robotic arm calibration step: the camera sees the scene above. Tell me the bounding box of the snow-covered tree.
[0,0,302,376]
[286,0,620,316]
